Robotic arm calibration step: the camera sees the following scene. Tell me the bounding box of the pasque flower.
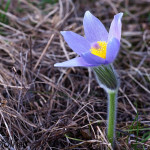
[54,11,123,67]
[55,11,124,148]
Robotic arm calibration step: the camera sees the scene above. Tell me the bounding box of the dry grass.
[0,0,150,149]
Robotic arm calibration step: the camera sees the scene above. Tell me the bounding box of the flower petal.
[54,57,93,67]
[83,11,108,43]
[108,13,123,42]
[61,31,90,55]
[106,38,120,63]
[81,51,107,66]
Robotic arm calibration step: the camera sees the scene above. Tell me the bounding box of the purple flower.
[54,11,123,67]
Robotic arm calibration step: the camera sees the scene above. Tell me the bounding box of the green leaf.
[93,64,119,90]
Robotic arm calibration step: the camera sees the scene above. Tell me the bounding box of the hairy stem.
[107,90,118,147]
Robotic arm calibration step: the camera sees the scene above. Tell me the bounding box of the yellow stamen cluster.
[90,41,107,59]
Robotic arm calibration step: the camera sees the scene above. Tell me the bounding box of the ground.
[0,0,150,150]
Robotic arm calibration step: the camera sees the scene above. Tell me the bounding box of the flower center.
[90,41,107,59]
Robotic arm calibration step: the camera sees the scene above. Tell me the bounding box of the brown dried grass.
[0,0,150,149]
